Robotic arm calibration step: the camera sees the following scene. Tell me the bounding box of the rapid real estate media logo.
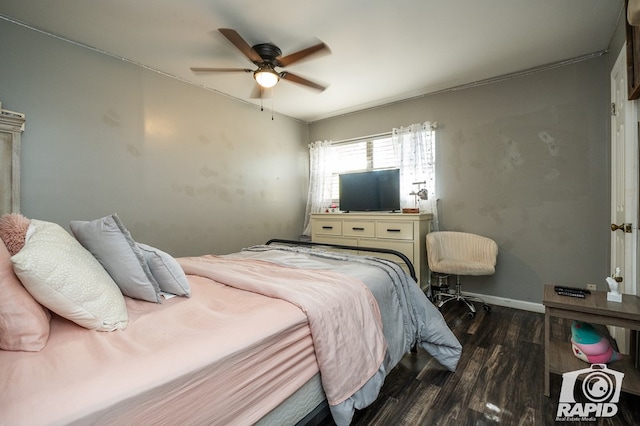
[556,364,624,421]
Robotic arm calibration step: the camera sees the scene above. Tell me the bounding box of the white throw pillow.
[11,220,128,331]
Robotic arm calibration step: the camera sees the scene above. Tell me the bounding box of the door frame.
[610,43,640,354]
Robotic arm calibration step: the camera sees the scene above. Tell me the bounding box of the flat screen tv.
[339,169,401,212]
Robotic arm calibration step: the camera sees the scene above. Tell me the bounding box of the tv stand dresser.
[310,212,432,290]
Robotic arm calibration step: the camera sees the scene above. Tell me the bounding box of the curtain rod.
[330,122,438,145]
[331,131,392,145]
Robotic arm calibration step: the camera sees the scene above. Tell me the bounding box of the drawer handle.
[322,226,333,230]
[386,228,401,232]
[352,227,365,231]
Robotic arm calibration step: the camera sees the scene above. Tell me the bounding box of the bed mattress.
[0,275,318,426]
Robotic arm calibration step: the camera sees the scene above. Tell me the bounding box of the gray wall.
[0,15,621,305]
[309,57,612,304]
[0,19,309,257]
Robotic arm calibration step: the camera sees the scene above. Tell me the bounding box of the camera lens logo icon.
[582,371,615,403]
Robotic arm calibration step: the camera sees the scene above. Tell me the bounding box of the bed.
[0,214,462,426]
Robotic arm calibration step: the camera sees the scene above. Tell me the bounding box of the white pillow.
[70,214,161,303]
[11,220,128,331]
[137,243,191,297]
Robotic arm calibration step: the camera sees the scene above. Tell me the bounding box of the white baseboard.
[461,291,545,314]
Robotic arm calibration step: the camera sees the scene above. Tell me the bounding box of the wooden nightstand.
[543,284,640,397]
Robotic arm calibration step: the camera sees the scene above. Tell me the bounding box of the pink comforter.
[179,255,387,406]
[0,275,317,426]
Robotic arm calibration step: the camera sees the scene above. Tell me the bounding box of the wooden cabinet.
[310,213,432,290]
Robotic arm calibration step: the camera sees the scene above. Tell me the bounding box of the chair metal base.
[433,274,491,319]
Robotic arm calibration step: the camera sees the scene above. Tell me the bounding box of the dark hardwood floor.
[317,302,640,425]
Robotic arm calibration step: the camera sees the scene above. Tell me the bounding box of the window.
[303,122,437,236]
[328,135,395,202]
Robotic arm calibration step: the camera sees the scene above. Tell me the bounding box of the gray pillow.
[70,214,161,303]
[137,243,191,297]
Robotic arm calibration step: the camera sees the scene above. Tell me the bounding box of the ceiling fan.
[191,28,330,97]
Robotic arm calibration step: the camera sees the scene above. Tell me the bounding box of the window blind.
[328,135,395,202]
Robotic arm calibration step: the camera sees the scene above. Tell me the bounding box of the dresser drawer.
[343,220,375,238]
[313,235,357,252]
[375,221,414,240]
[358,239,414,271]
[312,220,342,236]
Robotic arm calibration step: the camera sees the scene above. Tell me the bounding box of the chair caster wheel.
[483,304,491,312]
[467,311,476,319]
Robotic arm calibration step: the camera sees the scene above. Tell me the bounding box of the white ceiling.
[0,0,625,123]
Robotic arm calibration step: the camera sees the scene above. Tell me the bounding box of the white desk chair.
[427,231,498,318]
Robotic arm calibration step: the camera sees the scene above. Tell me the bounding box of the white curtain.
[302,140,333,236]
[392,122,438,229]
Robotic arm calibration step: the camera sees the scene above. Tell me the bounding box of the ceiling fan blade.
[218,28,262,64]
[277,42,330,67]
[190,67,253,73]
[280,72,326,92]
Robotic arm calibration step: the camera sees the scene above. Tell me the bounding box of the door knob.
[611,223,632,233]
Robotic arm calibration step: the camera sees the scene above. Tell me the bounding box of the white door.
[610,44,639,354]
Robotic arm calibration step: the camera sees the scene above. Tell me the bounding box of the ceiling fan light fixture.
[254,67,279,88]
